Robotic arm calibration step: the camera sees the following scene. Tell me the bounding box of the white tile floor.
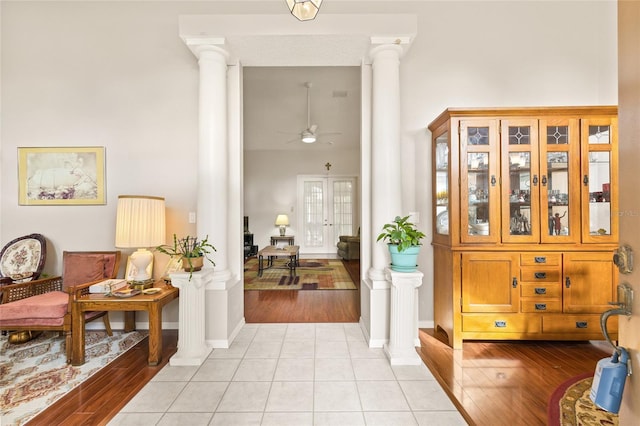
[109,323,468,426]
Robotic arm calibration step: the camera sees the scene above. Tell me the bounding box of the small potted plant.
[377,215,426,272]
[156,234,216,280]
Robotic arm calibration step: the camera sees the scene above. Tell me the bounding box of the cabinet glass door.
[501,119,539,243]
[539,118,580,244]
[460,119,499,243]
[434,132,450,239]
[581,118,618,243]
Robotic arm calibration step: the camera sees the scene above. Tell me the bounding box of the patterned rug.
[548,372,619,426]
[244,258,357,290]
[0,329,147,425]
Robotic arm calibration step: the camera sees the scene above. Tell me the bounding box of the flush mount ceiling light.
[285,0,323,21]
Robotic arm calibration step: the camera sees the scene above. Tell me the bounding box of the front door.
[297,175,357,255]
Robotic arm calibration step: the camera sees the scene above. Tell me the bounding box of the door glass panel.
[547,125,569,145]
[588,152,611,235]
[435,134,449,235]
[546,152,569,236]
[332,180,354,244]
[467,152,489,235]
[589,125,611,145]
[303,181,324,247]
[508,152,531,235]
[508,126,531,145]
[467,127,489,145]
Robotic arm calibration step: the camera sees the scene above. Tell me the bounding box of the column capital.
[385,268,424,289]
[368,36,412,63]
[182,36,231,63]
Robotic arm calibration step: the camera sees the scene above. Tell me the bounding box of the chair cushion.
[63,254,105,288]
[0,291,68,326]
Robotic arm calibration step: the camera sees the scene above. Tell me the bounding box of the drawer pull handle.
[535,304,547,311]
[534,272,547,279]
[494,321,507,328]
[534,287,547,295]
[565,277,571,288]
[534,256,546,263]
[576,321,588,329]
[512,277,518,288]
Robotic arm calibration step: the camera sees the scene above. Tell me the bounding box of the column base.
[383,343,422,365]
[170,345,212,366]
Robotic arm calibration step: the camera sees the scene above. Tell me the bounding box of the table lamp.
[275,214,289,236]
[115,195,166,284]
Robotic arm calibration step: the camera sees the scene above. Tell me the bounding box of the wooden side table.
[270,235,294,246]
[257,245,299,277]
[71,282,178,366]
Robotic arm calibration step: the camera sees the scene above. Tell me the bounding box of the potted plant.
[377,215,426,272]
[156,234,216,279]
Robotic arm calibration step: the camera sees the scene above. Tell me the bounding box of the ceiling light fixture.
[285,0,322,21]
[301,130,316,143]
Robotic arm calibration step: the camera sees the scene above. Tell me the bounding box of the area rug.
[0,329,148,426]
[244,258,357,290]
[548,372,619,426]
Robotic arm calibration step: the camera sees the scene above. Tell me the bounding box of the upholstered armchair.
[0,251,121,361]
[0,233,46,286]
[337,229,360,260]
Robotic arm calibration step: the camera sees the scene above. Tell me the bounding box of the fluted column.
[384,269,424,365]
[170,270,213,366]
[193,44,230,276]
[369,43,403,280]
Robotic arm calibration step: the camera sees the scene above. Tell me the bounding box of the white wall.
[1,1,617,329]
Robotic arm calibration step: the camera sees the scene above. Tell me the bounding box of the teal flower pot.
[388,244,420,272]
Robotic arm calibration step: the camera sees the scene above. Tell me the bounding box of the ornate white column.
[384,269,424,365]
[191,41,230,277]
[368,41,404,281]
[170,270,214,366]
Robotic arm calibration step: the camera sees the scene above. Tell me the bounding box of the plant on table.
[376,215,426,252]
[155,234,216,280]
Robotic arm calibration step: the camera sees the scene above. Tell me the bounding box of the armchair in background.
[337,228,360,260]
[0,251,121,360]
[0,233,46,286]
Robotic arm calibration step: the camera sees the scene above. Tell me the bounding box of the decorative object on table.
[244,258,356,290]
[0,329,147,426]
[377,215,426,272]
[115,195,166,289]
[155,234,216,280]
[285,0,322,22]
[275,214,290,236]
[17,146,106,205]
[0,233,46,285]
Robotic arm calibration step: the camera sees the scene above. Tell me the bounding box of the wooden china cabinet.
[429,106,619,349]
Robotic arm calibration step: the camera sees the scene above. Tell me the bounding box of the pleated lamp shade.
[115,195,166,282]
[115,195,166,248]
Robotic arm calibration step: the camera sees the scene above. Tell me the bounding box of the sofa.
[337,230,360,260]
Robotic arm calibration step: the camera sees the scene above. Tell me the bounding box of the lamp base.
[279,227,286,236]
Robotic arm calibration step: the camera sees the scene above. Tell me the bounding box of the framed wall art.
[18,146,106,205]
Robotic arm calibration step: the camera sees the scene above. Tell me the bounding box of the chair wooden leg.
[103,313,113,336]
[65,330,72,363]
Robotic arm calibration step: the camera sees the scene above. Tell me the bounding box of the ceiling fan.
[284,82,340,145]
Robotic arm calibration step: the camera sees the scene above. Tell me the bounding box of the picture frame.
[18,146,106,205]
[125,256,154,282]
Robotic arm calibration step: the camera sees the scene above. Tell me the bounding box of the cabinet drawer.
[462,314,541,333]
[521,300,562,313]
[520,267,561,283]
[520,283,562,298]
[520,253,561,266]
[542,315,618,333]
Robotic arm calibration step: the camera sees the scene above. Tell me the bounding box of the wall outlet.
[189,212,196,224]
